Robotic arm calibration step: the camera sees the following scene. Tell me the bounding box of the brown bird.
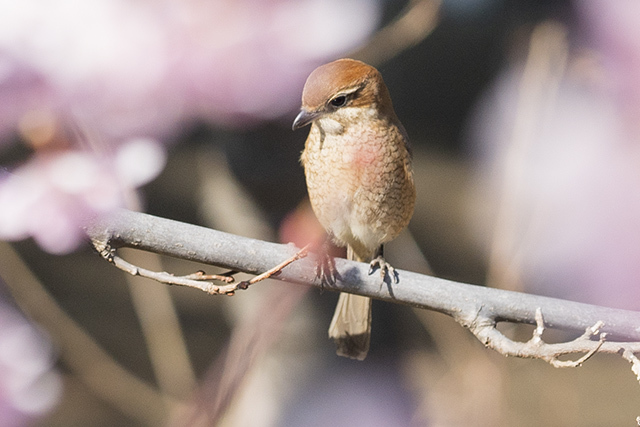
[292,58,416,360]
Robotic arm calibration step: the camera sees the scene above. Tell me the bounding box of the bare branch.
[107,251,239,295]
[95,233,310,295]
[469,307,609,368]
[87,209,640,365]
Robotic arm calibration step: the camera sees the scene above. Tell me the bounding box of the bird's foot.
[316,252,340,289]
[368,256,399,283]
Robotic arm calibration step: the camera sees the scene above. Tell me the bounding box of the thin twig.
[621,348,640,384]
[183,271,236,283]
[467,307,608,368]
[235,244,310,289]
[546,323,606,368]
[98,239,309,296]
[532,308,606,367]
[109,252,240,295]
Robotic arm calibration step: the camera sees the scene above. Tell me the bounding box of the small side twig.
[183,270,237,283]
[620,348,640,384]
[539,311,606,368]
[235,244,310,289]
[96,241,309,296]
[109,253,239,295]
[467,307,607,368]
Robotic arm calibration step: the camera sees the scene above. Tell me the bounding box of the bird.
[292,58,416,360]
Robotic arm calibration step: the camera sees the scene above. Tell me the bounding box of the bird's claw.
[368,256,398,283]
[316,252,340,288]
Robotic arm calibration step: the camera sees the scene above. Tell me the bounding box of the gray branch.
[87,209,640,369]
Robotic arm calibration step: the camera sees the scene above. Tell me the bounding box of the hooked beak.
[292,109,321,130]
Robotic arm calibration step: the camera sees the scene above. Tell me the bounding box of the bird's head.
[292,58,396,134]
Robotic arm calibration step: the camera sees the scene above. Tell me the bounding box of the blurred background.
[1,0,640,425]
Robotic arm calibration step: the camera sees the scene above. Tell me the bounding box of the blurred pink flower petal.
[471,7,640,309]
[0,301,62,426]
[0,139,165,253]
[0,0,380,253]
[0,0,380,139]
[115,138,167,188]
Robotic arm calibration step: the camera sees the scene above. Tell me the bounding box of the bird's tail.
[327,245,372,360]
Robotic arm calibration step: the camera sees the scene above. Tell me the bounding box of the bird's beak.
[292,109,321,130]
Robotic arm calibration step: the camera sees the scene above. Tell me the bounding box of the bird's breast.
[302,120,415,252]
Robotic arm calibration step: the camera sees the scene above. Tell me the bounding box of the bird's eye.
[330,95,347,108]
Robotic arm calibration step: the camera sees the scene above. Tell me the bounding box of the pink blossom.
[0,139,165,253]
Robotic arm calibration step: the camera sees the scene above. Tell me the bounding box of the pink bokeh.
[471,1,640,309]
[0,0,381,253]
